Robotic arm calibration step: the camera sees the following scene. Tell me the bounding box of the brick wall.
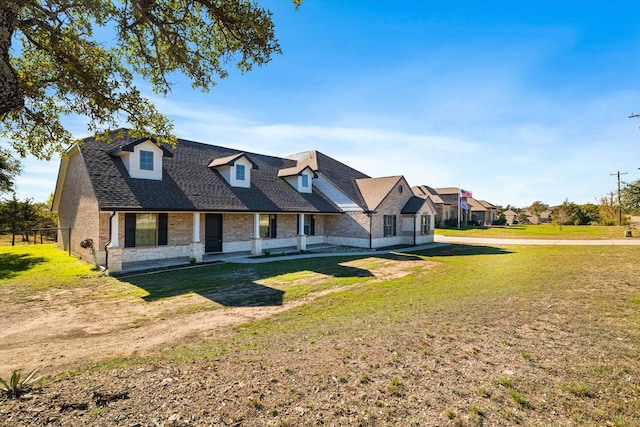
[168,213,192,245]
[370,179,413,240]
[56,150,101,264]
[325,212,370,236]
[223,214,253,242]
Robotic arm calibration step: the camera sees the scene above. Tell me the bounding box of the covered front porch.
[115,243,344,274]
[104,211,330,273]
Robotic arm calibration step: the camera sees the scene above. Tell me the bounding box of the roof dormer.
[278,164,317,194]
[209,153,257,188]
[110,138,173,180]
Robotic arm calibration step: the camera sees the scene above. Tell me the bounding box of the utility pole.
[610,171,628,226]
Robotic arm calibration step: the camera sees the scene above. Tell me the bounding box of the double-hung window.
[383,215,397,237]
[125,213,168,247]
[259,214,277,238]
[297,215,315,235]
[140,150,154,171]
[421,215,430,235]
[236,164,246,181]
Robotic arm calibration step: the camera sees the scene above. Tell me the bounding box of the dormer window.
[209,153,257,188]
[140,150,154,171]
[236,164,246,181]
[278,164,316,194]
[109,138,172,181]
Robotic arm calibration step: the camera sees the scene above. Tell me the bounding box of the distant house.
[524,208,554,224]
[467,198,497,226]
[503,208,518,225]
[52,130,436,272]
[413,186,497,227]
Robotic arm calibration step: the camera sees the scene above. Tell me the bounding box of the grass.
[0,244,102,291]
[3,242,640,425]
[147,244,640,424]
[435,224,637,239]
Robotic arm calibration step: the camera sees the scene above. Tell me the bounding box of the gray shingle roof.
[287,150,371,210]
[400,196,426,214]
[79,130,342,213]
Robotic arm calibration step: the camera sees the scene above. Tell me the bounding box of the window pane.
[303,215,315,235]
[301,174,308,187]
[259,214,270,238]
[236,164,245,181]
[140,150,154,171]
[136,213,156,245]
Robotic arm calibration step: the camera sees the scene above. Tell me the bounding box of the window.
[421,215,431,235]
[259,214,277,238]
[383,215,396,237]
[140,150,154,171]
[301,174,309,188]
[236,164,245,181]
[124,213,168,247]
[298,215,315,235]
[136,213,156,246]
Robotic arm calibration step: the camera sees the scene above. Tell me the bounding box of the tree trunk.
[0,1,28,116]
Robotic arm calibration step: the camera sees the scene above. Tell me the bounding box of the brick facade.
[56,149,102,264]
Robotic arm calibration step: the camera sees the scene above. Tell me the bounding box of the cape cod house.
[52,130,436,272]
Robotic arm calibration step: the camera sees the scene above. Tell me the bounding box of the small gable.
[278,165,316,194]
[356,176,406,211]
[209,153,257,188]
[110,139,171,180]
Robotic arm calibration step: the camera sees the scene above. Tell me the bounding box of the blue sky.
[11,0,640,207]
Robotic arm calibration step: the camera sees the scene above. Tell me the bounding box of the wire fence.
[0,227,71,255]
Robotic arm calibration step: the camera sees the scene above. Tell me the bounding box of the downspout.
[368,212,373,249]
[104,211,116,271]
[413,215,417,246]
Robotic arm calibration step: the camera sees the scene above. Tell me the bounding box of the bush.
[0,367,41,398]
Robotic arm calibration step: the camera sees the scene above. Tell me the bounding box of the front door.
[205,214,223,253]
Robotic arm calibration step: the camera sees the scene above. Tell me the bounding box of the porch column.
[107,247,123,273]
[193,212,200,242]
[190,213,203,263]
[110,212,119,247]
[297,213,307,251]
[251,213,262,255]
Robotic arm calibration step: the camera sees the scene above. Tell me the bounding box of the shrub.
[0,367,41,398]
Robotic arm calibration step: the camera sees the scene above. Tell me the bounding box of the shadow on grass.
[416,244,514,257]
[0,253,47,279]
[120,245,509,307]
[122,260,375,307]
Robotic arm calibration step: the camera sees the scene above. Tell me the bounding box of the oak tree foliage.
[0,0,301,160]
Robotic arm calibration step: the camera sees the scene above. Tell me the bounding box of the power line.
[610,171,628,226]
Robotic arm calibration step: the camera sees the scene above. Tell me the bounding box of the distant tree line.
[0,193,57,245]
[496,200,614,227]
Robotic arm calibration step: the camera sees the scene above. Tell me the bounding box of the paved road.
[434,234,640,246]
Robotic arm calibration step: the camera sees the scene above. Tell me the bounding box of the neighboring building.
[52,130,436,272]
[525,208,554,225]
[413,185,453,226]
[413,186,498,227]
[467,198,497,226]
[503,208,518,225]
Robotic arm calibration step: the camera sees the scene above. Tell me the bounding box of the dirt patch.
[0,256,432,375]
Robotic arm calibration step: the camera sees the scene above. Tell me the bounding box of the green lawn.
[436,224,637,239]
[0,243,102,292]
[3,243,640,425]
